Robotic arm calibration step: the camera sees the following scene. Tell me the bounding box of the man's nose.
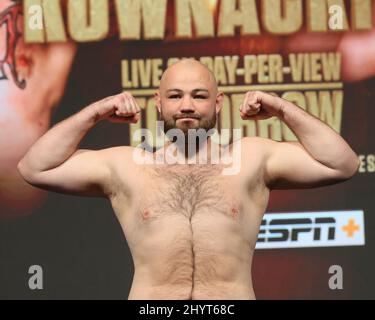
[180,95,196,113]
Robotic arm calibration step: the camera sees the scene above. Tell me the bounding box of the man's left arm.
[240,91,360,190]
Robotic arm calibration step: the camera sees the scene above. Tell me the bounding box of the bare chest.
[137,164,243,221]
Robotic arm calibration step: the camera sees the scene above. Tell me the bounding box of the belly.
[125,209,255,300]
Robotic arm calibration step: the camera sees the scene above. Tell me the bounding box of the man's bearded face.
[159,104,217,137]
[156,60,222,140]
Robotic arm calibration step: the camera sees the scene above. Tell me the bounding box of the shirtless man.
[17,58,360,300]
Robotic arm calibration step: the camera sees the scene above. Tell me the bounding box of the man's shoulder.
[95,146,141,167]
[102,145,160,167]
[99,145,136,156]
[239,136,276,149]
[237,136,280,164]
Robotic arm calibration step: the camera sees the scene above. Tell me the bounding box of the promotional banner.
[0,0,374,299]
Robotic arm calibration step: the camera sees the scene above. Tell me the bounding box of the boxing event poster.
[0,0,374,300]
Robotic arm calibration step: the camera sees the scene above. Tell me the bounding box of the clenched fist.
[90,91,141,123]
[239,91,283,120]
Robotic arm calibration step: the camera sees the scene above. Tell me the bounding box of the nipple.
[141,209,151,220]
[231,206,239,219]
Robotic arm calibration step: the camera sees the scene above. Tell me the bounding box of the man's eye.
[194,95,207,99]
[169,95,180,99]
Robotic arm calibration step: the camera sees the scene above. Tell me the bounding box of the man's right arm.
[17,92,140,198]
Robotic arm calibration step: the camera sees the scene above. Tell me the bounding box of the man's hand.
[239,91,283,121]
[91,91,141,124]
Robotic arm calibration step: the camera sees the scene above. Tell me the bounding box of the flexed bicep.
[18,148,116,198]
[264,139,349,190]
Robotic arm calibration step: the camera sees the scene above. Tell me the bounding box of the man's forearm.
[18,104,99,174]
[277,99,360,176]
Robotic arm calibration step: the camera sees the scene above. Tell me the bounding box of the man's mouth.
[175,115,200,121]
[177,117,198,121]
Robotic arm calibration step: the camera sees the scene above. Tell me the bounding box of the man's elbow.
[17,160,28,180]
[17,160,39,184]
[337,155,360,180]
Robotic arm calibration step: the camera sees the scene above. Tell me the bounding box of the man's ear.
[215,91,224,114]
[154,91,162,113]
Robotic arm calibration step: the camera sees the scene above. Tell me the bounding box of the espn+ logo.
[258,217,335,242]
[256,211,365,249]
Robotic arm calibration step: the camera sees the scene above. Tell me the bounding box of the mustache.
[173,113,201,120]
